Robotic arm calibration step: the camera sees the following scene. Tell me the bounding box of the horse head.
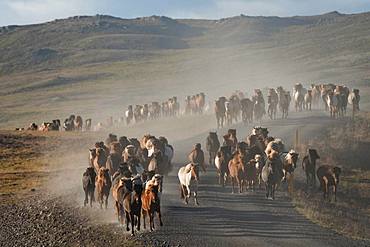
[288,150,299,169]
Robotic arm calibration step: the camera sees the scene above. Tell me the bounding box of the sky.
[1,0,370,26]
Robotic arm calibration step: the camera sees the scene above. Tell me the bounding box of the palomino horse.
[142,183,163,231]
[178,163,200,205]
[228,151,245,194]
[95,167,112,209]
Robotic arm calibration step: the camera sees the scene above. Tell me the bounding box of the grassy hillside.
[0,12,370,128]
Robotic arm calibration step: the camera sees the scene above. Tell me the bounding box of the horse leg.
[194,191,199,205]
[142,210,146,229]
[130,212,135,236]
[186,186,191,204]
[89,190,94,207]
[99,193,103,209]
[125,211,130,232]
[237,178,242,193]
[231,177,235,194]
[158,208,163,226]
[115,202,120,224]
[149,212,154,232]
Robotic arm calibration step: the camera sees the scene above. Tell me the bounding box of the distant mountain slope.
[1,11,370,128]
[0,15,201,74]
[1,11,370,75]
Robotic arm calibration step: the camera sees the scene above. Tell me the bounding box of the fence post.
[295,128,299,151]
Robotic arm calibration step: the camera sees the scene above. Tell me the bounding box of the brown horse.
[228,152,245,194]
[302,149,320,187]
[214,146,231,187]
[93,147,107,173]
[142,183,163,232]
[95,167,112,209]
[82,167,96,207]
[112,177,135,234]
[281,150,299,193]
[317,165,341,202]
[74,115,83,131]
[244,159,257,191]
[131,176,143,234]
[206,132,220,166]
[215,97,226,128]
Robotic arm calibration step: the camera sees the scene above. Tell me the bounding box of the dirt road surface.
[1,110,369,247]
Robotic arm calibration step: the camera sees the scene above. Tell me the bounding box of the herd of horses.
[205,127,341,201]
[83,133,173,235]
[214,83,361,128]
[82,122,342,235]
[18,82,360,132]
[12,81,356,235]
[18,92,206,132]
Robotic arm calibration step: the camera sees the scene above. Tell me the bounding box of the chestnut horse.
[112,177,135,234]
[95,167,112,209]
[228,152,245,194]
[142,183,163,231]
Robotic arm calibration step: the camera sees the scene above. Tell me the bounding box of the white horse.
[294,91,304,111]
[178,163,200,205]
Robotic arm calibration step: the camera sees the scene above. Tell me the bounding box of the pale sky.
[1,0,370,26]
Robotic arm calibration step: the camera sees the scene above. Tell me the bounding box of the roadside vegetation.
[292,112,370,240]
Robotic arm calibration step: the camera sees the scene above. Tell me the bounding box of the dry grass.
[0,131,96,204]
[0,132,48,204]
[292,112,370,240]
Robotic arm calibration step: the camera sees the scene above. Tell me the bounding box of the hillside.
[0,11,370,128]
